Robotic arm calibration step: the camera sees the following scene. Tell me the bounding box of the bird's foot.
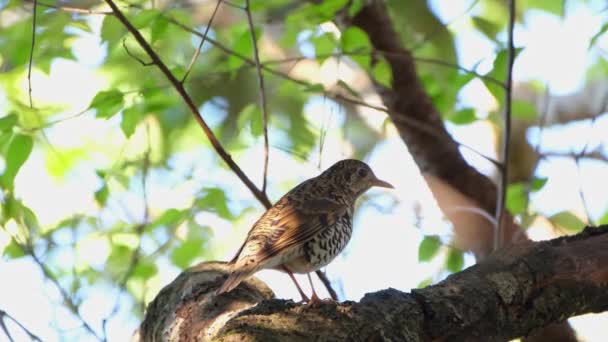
[295,294,310,304]
[305,293,335,307]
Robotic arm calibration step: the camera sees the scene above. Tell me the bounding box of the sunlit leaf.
[446,108,476,125]
[549,211,585,233]
[590,22,608,48]
[506,183,527,215]
[418,235,441,262]
[0,114,17,132]
[1,134,33,189]
[170,237,204,269]
[372,58,392,88]
[311,33,337,62]
[512,100,538,120]
[151,208,187,230]
[417,278,433,289]
[348,0,365,16]
[523,0,564,16]
[132,9,162,29]
[472,16,500,41]
[531,177,548,192]
[303,83,325,93]
[341,27,371,69]
[237,104,263,137]
[195,188,233,220]
[446,248,464,273]
[2,239,25,259]
[121,106,145,138]
[132,261,158,279]
[95,184,109,206]
[90,90,124,119]
[483,48,523,104]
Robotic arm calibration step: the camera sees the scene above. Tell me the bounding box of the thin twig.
[25,244,102,340]
[0,309,43,342]
[181,0,223,83]
[244,0,271,194]
[103,0,272,209]
[36,1,114,15]
[261,52,505,87]
[494,0,516,251]
[27,0,38,108]
[122,38,153,66]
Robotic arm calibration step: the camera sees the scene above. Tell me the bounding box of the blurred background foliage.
[1,0,608,340]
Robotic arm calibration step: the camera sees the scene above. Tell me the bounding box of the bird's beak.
[372,177,394,189]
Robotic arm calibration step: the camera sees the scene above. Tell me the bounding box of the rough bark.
[136,226,608,341]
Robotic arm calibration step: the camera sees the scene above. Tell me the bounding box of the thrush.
[216,159,393,303]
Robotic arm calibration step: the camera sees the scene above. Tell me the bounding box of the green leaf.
[446,248,464,273]
[372,59,392,88]
[3,240,25,259]
[523,0,564,16]
[506,183,527,215]
[590,22,608,48]
[95,184,109,206]
[121,106,144,138]
[311,33,337,62]
[340,27,371,69]
[170,237,204,269]
[548,211,585,233]
[446,108,476,125]
[512,100,538,120]
[195,188,233,220]
[227,27,262,69]
[132,9,161,29]
[417,278,433,289]
[531,177,548,192]
[237,104,263,137]
[150,15,170,42]
[484,48,523,104]
[151,208,187,229]
[472,16,500,41]
[599,211,608,225]
[0,114,17,132]
[132,261,158,279]
[101,15,125,48]
[1,134,33,189]
[418,235,441,262]
[90,90,124,119]
[348,0,365,16]
[303,83,325,93]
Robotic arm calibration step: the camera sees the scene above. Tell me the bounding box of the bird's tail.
[216,260,258,295]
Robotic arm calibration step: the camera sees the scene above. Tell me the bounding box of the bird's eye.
[358,169,368,178]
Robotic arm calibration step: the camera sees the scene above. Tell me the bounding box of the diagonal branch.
[27,0,38,108]
[103,0,272,209]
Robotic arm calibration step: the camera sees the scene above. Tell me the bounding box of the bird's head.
[322,159,393,198]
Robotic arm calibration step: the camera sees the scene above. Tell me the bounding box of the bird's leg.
[306,273,322,305]
[281,265,309,303]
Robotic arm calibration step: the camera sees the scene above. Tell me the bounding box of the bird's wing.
[255,197,347,263]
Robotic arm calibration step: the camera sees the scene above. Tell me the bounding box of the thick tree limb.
[346,0,519,258]
[137,226,608,341]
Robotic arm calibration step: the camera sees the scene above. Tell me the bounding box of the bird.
[216,159,393,303]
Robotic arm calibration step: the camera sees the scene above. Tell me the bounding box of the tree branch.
[102,0,272,209]
[138,226,608,341]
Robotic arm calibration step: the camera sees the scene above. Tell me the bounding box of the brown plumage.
[216,159,393,302]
